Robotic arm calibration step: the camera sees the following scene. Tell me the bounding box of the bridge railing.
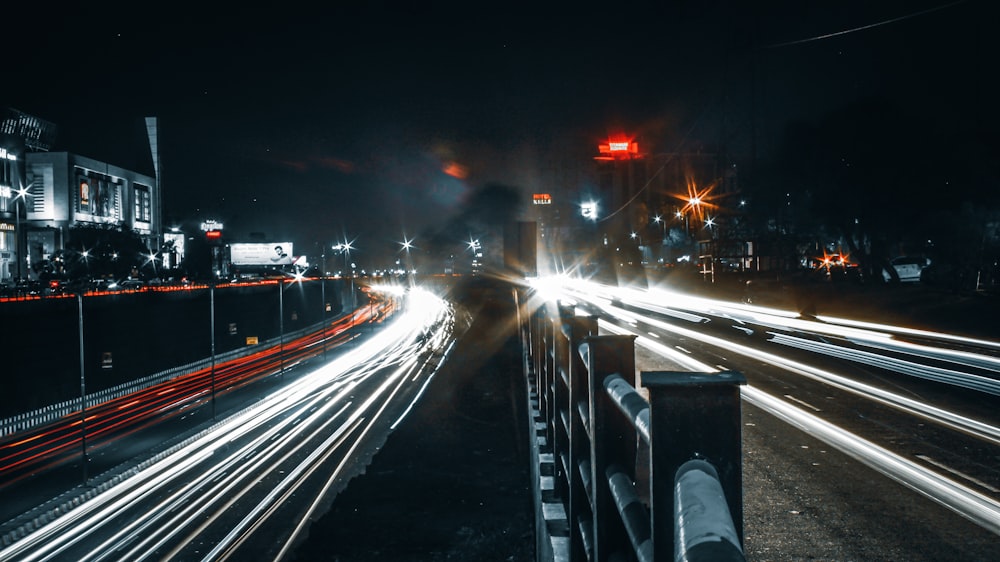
[0,315,346,439]
[522,298,746,562]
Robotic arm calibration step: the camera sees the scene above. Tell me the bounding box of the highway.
[0,286,457,561]
[3,274,998,560]
[529,276,1000,539]
[0,303,375,491]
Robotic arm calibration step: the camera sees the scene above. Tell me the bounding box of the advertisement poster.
[230,243,294,265]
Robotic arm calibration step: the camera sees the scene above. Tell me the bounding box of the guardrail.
[0,316,344,439]
[521,299,746,562]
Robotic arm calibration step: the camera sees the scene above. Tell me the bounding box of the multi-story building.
[0,108,161,281]
[592,134,738,264]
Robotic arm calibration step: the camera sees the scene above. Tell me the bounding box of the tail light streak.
[2,288,454,561]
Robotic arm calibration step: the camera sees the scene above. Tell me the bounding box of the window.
[135,184,151,222]
[75,169,122,220]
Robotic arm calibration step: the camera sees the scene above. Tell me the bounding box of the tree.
[755,96,999,280]
[59,225,153,280]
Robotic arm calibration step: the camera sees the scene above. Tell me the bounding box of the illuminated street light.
[11,184,33,280]
[332,240,354,276]
[333,238,356,309]
[467,238,483,275]
[399,236,415,281]
[146,252,158,276]
[653,215,666,241]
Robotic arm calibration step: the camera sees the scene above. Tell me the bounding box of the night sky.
[5,1,996,264]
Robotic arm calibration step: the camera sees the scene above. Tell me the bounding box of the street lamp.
[209,281,217,420]
[400,236,414,284]
[653,215,667,242]
[12,185,32,281]
[145,251,159,279]
[332,240,354,275]
[77,292,89,485]
[467,237,482,274]
[333,239,355,309]
[676,209,690,238]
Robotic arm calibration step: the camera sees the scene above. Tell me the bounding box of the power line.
[763,0,969,49]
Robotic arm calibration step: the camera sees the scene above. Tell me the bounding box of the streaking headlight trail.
[529,276,1000,535]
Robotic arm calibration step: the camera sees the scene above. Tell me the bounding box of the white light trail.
[742,386,1000,536]
[603,309,1000,536]
[534,276,1000,535]
[551,279,1000,446]
[1,288,456,562]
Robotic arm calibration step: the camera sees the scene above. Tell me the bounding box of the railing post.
[564,314,597,561]
[641,370,746,561]
[584,334,637,562]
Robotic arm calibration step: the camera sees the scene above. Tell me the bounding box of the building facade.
[592,136,738,265]
[0,109,161,282]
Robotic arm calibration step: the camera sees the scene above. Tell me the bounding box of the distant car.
[882,256,930,283]
[108,278,145,291]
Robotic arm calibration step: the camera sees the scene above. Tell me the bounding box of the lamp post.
[676,210,689,239]
[653,215,667,242]
[145,251,158,280]
[400,236,414,286]
[278,277,284,380]
[210,282,217,420]
[321,250,327,360]
[467,237,482,274]
[77,292,89,485]
[333,239,355,310]
[12,185,32,281]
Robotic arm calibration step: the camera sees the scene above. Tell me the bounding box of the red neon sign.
[597,137,640,158]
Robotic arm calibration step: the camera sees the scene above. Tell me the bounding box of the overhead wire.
[597,92,723,224]
[762,0,969,49]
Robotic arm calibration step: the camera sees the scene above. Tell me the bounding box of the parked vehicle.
[882,256,930,283]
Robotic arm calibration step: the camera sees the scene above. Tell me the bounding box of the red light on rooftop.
[442,161,468,179]
[597,136,639,158]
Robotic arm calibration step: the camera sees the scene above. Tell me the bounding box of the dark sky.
[5,1,995,263]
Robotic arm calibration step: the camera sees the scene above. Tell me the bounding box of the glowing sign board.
[230,242,294,265]
[597,139,640,157]
[533,193,552,205]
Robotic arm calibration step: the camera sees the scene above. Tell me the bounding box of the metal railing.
[521,298,746,562]
[0,317,338,439]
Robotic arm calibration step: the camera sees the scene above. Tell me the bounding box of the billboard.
[231,243,294,265]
